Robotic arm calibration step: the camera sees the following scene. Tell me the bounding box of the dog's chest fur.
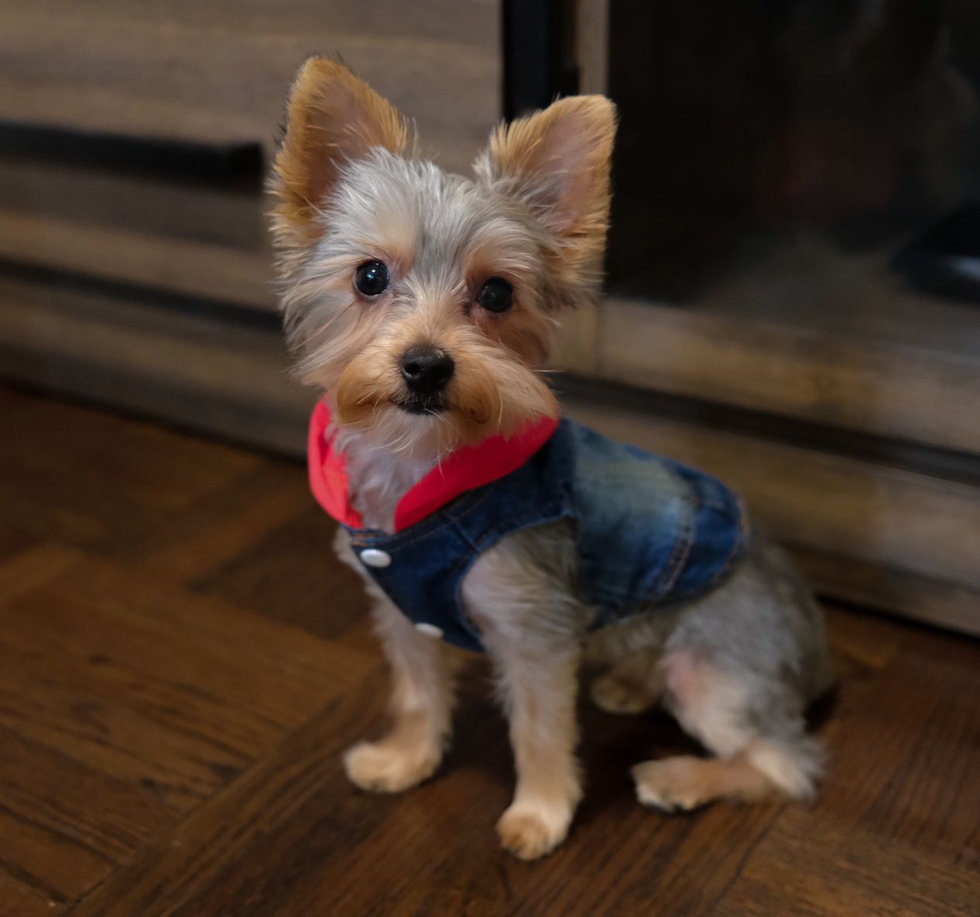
[330,423,436,533]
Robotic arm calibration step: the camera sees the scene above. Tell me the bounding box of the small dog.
[270,58,833,861]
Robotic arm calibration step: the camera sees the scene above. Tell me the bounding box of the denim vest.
[338,418,749,653]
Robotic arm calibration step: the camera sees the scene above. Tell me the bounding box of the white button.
[415,623,444,639]
[359,548,391,568]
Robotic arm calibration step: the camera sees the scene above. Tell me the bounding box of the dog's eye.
[354,260,390,296]
[476,277,513,314]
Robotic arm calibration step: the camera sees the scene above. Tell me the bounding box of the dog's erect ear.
[271,57,408,259]
[475,96,617,274]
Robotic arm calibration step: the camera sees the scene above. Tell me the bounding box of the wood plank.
[67,655,783,917]
[711,815,980,917]
[0,2,500,308]
[0,388,260,511]
[0,157,262,250]
[0,551,377,801]
[795,547,980,637]
[0,271,313,455]
[816,630,980,865]
[599,290,980,455]
[0,388,976,915]
[0,386,267,554]
[0,209,273,310]
[67,674,389,917]
[127,464,316,583]
[823,604,903,675]
[292,772,776,917]
[65,596,980,917]
[0,535,377,910]
[0,726,174,870]
[714,624,980,916]
[554,299,601,374]
[0,541,79,602]
[576,0,609,95]
[185,503,371,644]
[0,871,63,917]
[0,0,500,175]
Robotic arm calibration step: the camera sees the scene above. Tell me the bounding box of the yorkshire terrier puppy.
[270,58,833,861]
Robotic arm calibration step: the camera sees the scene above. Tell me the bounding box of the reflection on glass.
[606,0,980,325]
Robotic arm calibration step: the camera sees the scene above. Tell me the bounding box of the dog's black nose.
[400,347,455,395]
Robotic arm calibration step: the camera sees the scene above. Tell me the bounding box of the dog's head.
[271,58,616,457]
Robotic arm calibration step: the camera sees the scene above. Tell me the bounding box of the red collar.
[307,400,560,532]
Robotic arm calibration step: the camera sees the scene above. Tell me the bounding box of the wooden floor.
[1,386,978,917]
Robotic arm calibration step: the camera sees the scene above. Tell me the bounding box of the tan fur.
[633,752,776,810]
[336,534,455,792]
[590,646,665,715]
[475,96,617,300]
[632,648,823,811]
[271,59,829,862]
[463,526,584,861]
[332,295,558,446]
[632,739,822,811]
[270,61,577,460]
[271,58,410,276]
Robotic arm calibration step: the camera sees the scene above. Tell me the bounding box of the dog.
[269,58,833,861]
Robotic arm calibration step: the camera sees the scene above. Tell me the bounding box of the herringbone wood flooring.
[1,387,977,916]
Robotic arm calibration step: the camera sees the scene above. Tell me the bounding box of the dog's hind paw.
[632,756,714,813]
[343,739,441,793]
[590,673,658,715]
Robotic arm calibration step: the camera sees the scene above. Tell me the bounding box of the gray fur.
[467,519,833,744]
[274,67,832,855]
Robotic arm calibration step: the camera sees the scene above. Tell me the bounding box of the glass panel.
[605,0,980,325]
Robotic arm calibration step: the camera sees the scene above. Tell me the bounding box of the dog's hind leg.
[590,646,665,715]
[631,648,824,811]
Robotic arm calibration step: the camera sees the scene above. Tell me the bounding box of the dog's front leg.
[344,586,455,793]
[485,626,582,860]
[464,533,584,860]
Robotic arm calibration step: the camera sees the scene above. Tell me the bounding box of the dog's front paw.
[496,800,573,861]
[343,739,441,793]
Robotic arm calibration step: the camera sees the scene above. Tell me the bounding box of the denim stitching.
[650,497,696,602]
[658,495,751,605]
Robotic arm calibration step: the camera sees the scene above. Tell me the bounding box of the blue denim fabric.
[345,418,748,653]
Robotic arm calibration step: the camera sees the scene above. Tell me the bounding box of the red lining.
[307,400,559,532]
